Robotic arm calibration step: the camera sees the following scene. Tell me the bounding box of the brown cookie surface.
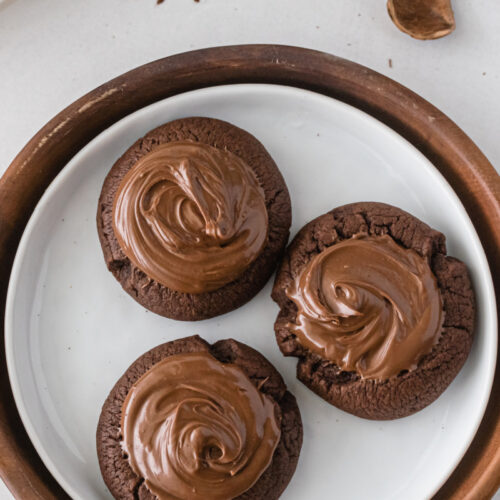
[97,117,291,320]
[96,336,302,500]
[272,202,475,420]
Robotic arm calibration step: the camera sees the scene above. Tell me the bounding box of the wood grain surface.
[0,45,498,500]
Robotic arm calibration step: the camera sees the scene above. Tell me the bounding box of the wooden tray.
[0,45,498,500]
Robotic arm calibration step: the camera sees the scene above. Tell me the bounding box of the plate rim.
[0,45,499,500]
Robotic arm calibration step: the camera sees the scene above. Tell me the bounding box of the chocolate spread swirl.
[285,235,443,380]
[112,141,268,294]
[121,351,281,500]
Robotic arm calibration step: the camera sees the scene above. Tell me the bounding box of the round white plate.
[5,84,497,500]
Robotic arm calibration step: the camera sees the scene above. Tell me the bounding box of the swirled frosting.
[285,235,443,380]
[121,351,281,500]
[112,141,268,294]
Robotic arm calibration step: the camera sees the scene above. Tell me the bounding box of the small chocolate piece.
[387,0,455,40]
[97,336,303,500]
[121,352,281,500]
[272,202,475,420]
[97,117,291,320]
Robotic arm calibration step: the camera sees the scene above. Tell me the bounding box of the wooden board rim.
[0,44,498,500]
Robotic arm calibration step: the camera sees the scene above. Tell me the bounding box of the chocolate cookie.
[97,336,302,500]
[97,117,291,320]
[272,202,475,420]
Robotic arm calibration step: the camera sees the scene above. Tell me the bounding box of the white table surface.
[0,0,498,499]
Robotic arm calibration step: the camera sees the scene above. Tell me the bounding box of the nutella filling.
[113,141,268,294]
[120,351,281,500]
[286,234,443,380]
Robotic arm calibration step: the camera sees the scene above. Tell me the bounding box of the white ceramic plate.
[5,84,497,500]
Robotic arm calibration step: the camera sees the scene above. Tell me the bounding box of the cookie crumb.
[388,58,393,68]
